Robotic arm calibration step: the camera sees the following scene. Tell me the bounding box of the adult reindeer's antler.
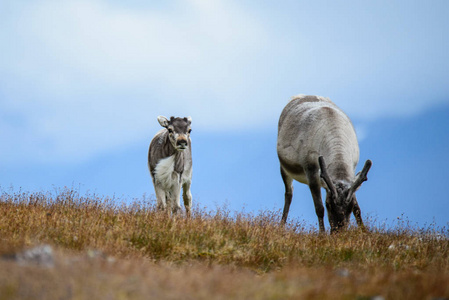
[346,160,372,204]
[319,156,337,197]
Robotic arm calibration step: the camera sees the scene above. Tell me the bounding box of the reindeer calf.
[148,116,193,216]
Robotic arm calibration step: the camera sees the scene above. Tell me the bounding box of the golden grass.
[0,188,448,299]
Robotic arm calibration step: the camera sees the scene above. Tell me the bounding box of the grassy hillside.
[0,188,448,299]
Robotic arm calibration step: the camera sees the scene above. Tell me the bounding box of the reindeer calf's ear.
[185,116,192,124]
[157,116,169,128]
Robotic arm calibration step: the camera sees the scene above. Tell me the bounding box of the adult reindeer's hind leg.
[281,167,293,225]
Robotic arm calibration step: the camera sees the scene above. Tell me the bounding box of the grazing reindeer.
[148,116,193,216]
[277,95,372,233]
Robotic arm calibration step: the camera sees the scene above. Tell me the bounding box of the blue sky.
[1,0,448,230]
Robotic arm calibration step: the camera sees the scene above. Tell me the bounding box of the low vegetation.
[0,188,448,299]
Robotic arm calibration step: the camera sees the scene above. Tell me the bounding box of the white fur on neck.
[154,155,179,189]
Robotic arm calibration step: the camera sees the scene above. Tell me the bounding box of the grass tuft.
[0,187,448,299]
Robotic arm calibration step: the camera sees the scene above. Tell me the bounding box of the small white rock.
[15,244,54,268]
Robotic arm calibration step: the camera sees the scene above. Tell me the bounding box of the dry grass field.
[0,188,448,299]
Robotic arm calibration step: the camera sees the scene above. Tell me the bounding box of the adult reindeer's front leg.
[307,166,325,233]
[352,197,366,231]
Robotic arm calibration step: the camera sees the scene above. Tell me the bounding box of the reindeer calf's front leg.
[154,186,167,211]
[182,181,192,217]
[170,183,182,215]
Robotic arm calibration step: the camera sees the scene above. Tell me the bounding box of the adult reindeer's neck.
[326,151,355,183]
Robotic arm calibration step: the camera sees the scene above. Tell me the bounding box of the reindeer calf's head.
[319,156,372,234]
[158,116,192,151]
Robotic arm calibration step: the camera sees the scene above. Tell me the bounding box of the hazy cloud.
[1,0,448,164]
[1,0,271,163]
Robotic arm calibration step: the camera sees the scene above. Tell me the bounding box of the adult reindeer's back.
[277,95,372,233]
